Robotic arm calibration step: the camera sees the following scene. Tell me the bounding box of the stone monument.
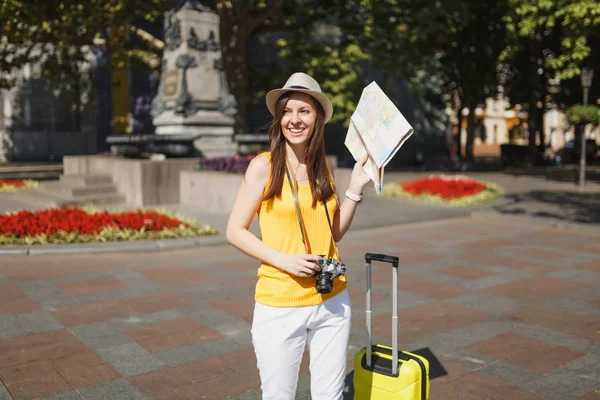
[150,0,237,157]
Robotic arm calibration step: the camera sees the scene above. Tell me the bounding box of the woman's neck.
[285,142,308,165]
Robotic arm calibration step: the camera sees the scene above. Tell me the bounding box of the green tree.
[0,0,165,89]
[213,0,285,131]
[361,0,508,162]
[502,0,600,162]
[267,0,370,125]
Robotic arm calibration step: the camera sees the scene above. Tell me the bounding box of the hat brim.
[266,88,333,123]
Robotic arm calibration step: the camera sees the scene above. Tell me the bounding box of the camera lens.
[316,272,333,294]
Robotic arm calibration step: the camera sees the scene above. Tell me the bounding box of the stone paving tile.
[0,381,11,400]
[0,311,62,339]
[133,264,219,288]
[95,343,165,378]
[521,375,593,400]
[429,367,518,399]
[542,354,600,398]
[448,267,531,290]
[373,271,470,299]
[122,318,223,353]
[485,275,590,302]
[478,359,542,388]
[578,387,600,400]
[493,388,550,399]
[43,392,85,400]
[463,252,560,274]
[152,334,252,367]
[130,348,259,399]
[449,292,524,315]
[408,319,515,356]
[551,268,600,285]
[435,264,497,280]
[0,338,120,399]
[506,304,600,343]
[209,294,258,324]
[511,322,600,356]
[0,359,72,400]
[574,260,600,273]
[58,277,128,296]
[0,256,120,281]
[48,291,197,327]
[176,304,253,337]
[361,301,491,344]
[1,216,599,399]
[0,284,40,316]
[468,332,585,373]
[77,379,148,400]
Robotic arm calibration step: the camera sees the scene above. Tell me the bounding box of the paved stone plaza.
[0,213,599,400]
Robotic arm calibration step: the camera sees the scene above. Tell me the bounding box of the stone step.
[13,188,126,207]
[0,162,63,181]
[36,182,118,198]
[0,170,62,181]
[58,192,127,207]
[0,163,63,173]
[59,174,113,186]
[1,189,57,209]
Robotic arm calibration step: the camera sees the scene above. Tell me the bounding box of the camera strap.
[285,158,340,261]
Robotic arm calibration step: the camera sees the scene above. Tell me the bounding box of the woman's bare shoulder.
[245,153,270,183]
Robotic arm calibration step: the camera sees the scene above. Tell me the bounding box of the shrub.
[565,104,600,126]
[196,154,256,173]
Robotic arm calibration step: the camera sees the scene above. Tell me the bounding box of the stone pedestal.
[64,155,200,206]
[151,1,237,158]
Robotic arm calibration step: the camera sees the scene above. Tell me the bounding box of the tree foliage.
[503,0,600,80]
[2,0,597,156]
[0,0,165,89]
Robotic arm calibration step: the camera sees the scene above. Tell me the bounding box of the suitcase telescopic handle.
[365,253,399,267]
[364,253,400,375]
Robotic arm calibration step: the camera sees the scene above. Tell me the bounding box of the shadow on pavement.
[494,190,600,224]
[504,165,600,184]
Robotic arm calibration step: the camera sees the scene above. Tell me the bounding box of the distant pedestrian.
[226,72,371,399]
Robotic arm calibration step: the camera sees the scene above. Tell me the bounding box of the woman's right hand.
[278,254,322,277]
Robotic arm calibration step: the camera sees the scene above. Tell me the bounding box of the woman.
[226,72,371,399]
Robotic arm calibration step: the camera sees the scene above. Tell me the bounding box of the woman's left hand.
[348,154,371,195]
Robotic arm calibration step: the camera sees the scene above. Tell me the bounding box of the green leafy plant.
[564,104,600,126]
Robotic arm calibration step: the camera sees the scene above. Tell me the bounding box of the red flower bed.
[0,180,38,192]
[0,180,27,189]
[383,174,503,206]
[0,208,188,238]
[400,175,486,199]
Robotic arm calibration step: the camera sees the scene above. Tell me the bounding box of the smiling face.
[280,92,318,147]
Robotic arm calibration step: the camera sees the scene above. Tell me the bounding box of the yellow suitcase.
[353,253,430,399]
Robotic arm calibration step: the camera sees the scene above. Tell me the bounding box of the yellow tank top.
[255,152,347,307]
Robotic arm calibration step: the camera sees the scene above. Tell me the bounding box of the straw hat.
[265,72,333,123]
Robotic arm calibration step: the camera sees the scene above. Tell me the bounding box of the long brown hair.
[263,92,334,207]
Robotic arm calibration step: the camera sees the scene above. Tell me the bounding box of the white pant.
[251,289,351,400]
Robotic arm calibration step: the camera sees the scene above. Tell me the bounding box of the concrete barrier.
[63,155,200,206]
[180,170,242,213]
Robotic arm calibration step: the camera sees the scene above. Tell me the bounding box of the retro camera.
[314,256,347,294]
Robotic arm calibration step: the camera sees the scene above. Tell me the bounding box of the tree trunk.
[537,101,545,151]
[455,101,463,159]
[537,83,546,150]
[465,101,477,163]
[217,0,284,134]
[527,101,538,165]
